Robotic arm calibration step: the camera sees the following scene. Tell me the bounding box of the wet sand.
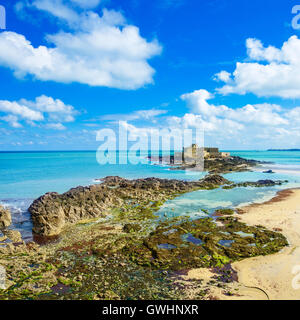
[183,188,300,300]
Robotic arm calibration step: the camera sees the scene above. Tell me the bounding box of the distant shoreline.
[267,149,300,151]
[1,149,299,153]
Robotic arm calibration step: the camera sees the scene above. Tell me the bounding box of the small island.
[150,144,263,174]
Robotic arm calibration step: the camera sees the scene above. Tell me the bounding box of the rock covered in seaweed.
[222,179,288,189]
[167,155,264,174]
[28,174,288,237]
[121,216,288,271]
[29,175,230,236]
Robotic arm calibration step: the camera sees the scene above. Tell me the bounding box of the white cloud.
[21,95,77,122]
[214,70,231,83]
[118,121,152,139]
[0,95,78,129]
[181,89,288,126]
[178,88,300,148]
[227,103,288,126]
[45,123,66,130]
[181,89,228,116]
[0,115,23,128]
[102,87,300,149]
[0,100,44,121]
[32,0,79,22]
[217,36,300,98]
[2,3,162,89]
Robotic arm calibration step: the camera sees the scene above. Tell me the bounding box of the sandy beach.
[181,188,300,300]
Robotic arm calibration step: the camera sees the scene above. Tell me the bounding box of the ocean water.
[0,150,300,241]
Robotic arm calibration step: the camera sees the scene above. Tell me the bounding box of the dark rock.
[200,174,231,186]
[263,170,274,174]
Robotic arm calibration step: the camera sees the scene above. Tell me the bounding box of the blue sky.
[0,0,300,150]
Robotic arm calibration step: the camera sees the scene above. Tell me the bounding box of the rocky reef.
[170,156,262,174]
[122,215,288,271]
[28,175,231,237]
[222,179,288,189]
[28,175,288,237]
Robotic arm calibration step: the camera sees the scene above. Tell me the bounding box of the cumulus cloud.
[181,89,228,116]
[93,87,300,149]
[181,89,289,126]
[0,95,78,129]
[177,88,300,148]
[216,36,300,98]
[0,100,44,121]
[20,95,77,122]
[1,2,162,89]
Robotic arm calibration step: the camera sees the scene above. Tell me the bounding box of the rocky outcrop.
[0,205,12,229]
[222,179,288,189]
[204,156,260,174]
[29,175,231,237]
[165,154,264,174]
[199,174,230,186]
[28,175,288,237]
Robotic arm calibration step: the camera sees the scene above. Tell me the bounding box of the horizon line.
[0,149,296,153]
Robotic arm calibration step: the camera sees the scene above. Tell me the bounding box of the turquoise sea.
[0,150,300,241]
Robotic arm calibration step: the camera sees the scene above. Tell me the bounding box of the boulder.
[263,170,274,174]
[3,230,22,243]
[0,205,12,229]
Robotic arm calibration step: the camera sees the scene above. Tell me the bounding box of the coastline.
[182,188,300,300]
[1,174,292,300]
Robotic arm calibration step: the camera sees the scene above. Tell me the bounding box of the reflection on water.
[181,233,204,245]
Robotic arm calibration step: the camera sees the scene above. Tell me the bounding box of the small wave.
[236,192,276,208]
[258,163,300,175]
[92,179,104,184]
[0,198,33,242]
